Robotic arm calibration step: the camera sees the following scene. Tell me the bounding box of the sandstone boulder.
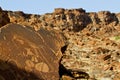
[0,23,64,80]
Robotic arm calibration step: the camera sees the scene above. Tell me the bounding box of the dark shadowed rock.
[98,11,118,24]
[0,8,10,27]
[1,8,120,80]
[0,23,64,80]
[0,59,42,80]
[0,7,2,11]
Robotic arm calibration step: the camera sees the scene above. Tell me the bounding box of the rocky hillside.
[0,7,120,80]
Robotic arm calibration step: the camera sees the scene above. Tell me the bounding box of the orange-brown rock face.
[1,7,120,80]
[0,23,64,80]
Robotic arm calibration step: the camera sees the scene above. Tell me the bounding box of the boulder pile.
[0,7,120,80]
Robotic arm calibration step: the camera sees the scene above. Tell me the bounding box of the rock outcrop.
[0,7,10,27]
[0,7,120,80]
[0,23,64,80]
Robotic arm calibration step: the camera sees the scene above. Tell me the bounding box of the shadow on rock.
[0,59,43,80]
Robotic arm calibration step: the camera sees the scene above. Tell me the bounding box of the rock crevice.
[0,7,120,80]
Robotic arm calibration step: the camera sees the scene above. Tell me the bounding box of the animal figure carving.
[0,23,64,80]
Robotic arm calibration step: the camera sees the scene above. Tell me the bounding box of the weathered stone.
[1,7,120,80]
[113,72,120,80]
[0,8,10,27]
[54,8,65,14]
[8,11,25,23]
[116,13,120,23]
[0,23,64,80]
[72,8,86,14]
[88,12,100,24]
[98,11,118,24]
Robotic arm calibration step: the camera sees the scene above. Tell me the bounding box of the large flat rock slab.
[0,23,64,80]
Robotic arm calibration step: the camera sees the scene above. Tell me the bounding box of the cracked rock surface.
[0,23,64,80]
[0,7,120,80]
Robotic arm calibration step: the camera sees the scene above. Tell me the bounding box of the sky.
[0,0,120,14]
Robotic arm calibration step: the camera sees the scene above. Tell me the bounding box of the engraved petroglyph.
[25,60,35,68]
[13,35,24,45]
[0,23,64,80]
[31,56,38,63]
[35,62,49,72]
[25,48,34,56]
[25,60,35,72]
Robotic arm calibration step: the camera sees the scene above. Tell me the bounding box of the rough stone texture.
[0,8,10,27]
[8,11,25,23]
[97,11,118,25]
[0,7,120,80]
[0,23,64,80]
[116,13,120,24]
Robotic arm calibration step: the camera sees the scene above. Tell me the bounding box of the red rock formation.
[0,7,120,80]
[0,23,64,80]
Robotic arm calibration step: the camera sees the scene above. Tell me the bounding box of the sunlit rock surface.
[0,23,64,80]
[0,7,120,80]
